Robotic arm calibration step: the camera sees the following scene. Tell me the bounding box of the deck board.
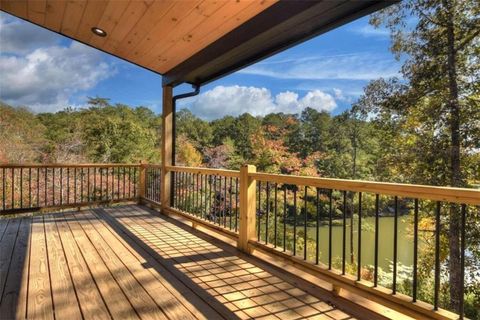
[0,218,30,320]
[43,215,82,320]
[55,213,111,319]
[61,212,137,320]
[0,205,357,320]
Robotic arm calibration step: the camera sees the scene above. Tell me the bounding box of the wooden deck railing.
[2,163,479,319]
[0,164,141,214]
[163,165,479,320]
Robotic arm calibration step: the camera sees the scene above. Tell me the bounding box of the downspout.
[170,84,201,204]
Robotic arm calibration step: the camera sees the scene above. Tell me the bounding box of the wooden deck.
[0,205,358,320]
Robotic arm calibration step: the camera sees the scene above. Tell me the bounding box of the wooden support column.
[161,85,173,210]
[238,164,256,253]
[138,161,146,202]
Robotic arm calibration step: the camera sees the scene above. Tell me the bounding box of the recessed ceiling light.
[91,27,107,37]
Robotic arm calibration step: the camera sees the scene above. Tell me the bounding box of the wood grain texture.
[62,212,139,320]
[43,214,82,320]
[0,218,25,320]
[28,216,54,320]
[0,0,277,75]
[55,213,111,319]
[0,205,437,319]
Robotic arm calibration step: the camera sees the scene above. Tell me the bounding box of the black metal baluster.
[199,173,202,216]
[216,175,220,224]
[316,188,320,265]
[44,168,48,206]
[266,182,270,244]
[52,168,55,205]
[204,174,210,220]
[67,168,70,204]
[74,168,77,204]
[98,167,103,201]
[80,168,84,203]
[2,168,5,210]
[283,187,287,252]
[197,174,200,215]
[303,186,308,260]
[36,168,40,207]
[29,168,32,207]
[357,192,362,281]
[190,173,194,213]
[176,172,180,208]
[257,181,261,241]
[342,191,347,275]
[207,174,211,219]
[181,171,185,209]
[183,172,187,210]
[183,172,187,211]
[60,167,63,205]
[11,168,15,209]
[274,183,278,247]
[214,175,218,221]
[460,204,466,319]
[156,169,159,202]
[93,167,97,201]
[158,169,161,202]
[413,199,419,301]
[123,167,126,199]
[190,173,193,213]
[133,168,137,198]
[192,173,195,214]
[235,178,239,231]
[223,176,227,226]
[20,168,23,208]
[117,166,120,200]
[293,188,297,256]
[87,167,91,202]
[393,196,398,293]
[374,194,379,287]
[112,167,115,200]
[106,167,109,201]
[328,189,333,269]
[434,201,441,310]
[229,177,233,230]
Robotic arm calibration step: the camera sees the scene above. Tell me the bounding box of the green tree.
[370,0,480,311]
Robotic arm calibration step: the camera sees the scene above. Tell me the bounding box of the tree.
[0,103,46,163]
[370,0,480,311]
[176,109,212,149]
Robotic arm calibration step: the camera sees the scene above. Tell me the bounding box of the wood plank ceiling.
[0,0,277,75]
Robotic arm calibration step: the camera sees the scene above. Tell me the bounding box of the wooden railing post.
[161,85,173,210]
[138,162,146,202]
[238,164,256,253]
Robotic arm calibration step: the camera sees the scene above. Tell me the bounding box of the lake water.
[303,216,417,272]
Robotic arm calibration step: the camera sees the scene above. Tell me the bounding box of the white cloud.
[0,13,115,112]
[0,13,58,53]
[352,25,390,38]
[239,53,400,81]
[184,85,337,120]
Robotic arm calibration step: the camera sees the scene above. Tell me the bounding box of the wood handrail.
[250,172,480,205]
[165,165,240,178]
[0,163,141,168]
[164,165,480,205]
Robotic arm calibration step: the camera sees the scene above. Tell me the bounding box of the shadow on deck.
[0,205,361,320]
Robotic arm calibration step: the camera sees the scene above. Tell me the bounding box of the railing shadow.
[93,206,240,319]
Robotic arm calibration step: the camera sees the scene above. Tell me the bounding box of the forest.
[1,0,479,317]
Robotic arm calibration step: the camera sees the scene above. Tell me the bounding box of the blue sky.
[0,11,401,119]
